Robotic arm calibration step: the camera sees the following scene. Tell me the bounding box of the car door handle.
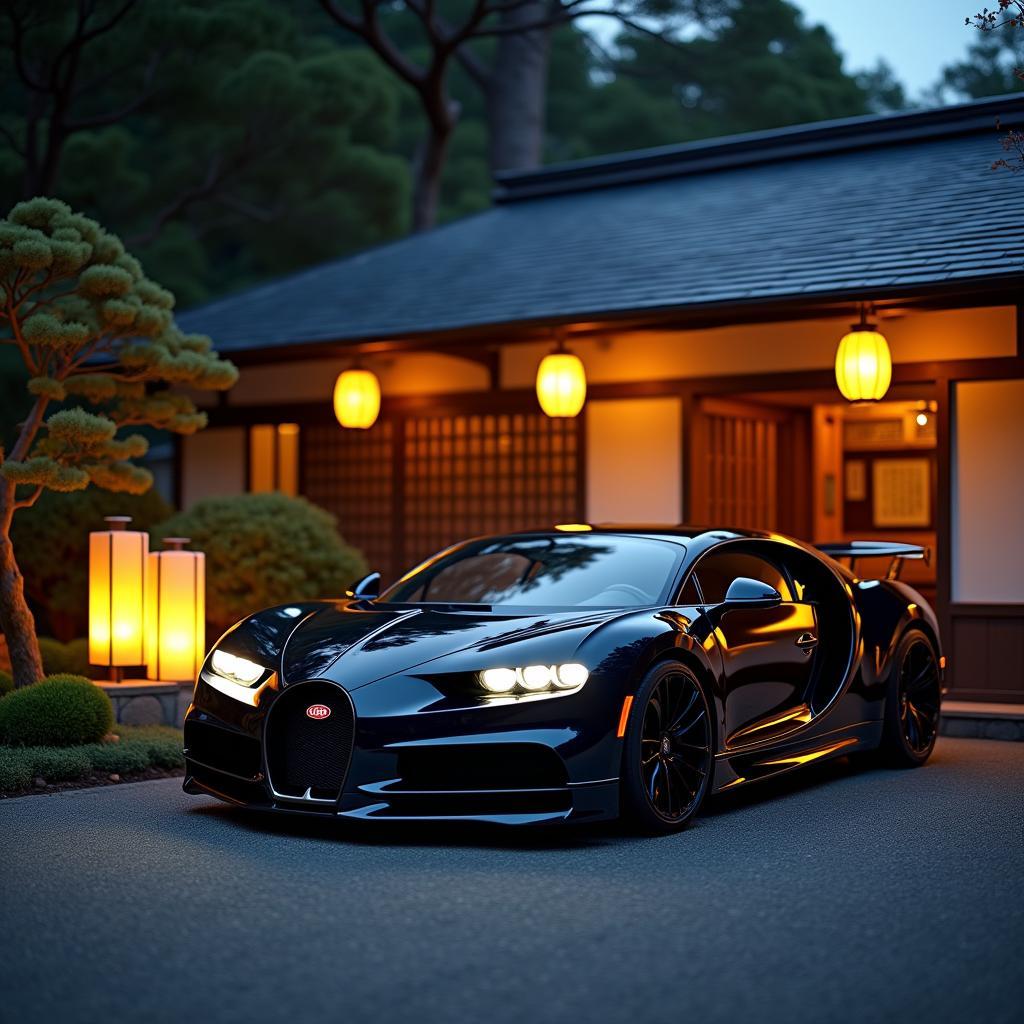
[795,632,819,652]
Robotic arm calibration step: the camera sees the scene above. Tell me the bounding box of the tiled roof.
[179,95,1024,354]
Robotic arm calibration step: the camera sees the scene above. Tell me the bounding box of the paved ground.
[3,737,1021,1024]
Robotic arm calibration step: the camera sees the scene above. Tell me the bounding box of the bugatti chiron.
[183,526,943,833]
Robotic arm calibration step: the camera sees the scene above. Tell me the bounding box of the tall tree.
[1,1,410,305]
[0,197,237,686]
[317,1,725,230]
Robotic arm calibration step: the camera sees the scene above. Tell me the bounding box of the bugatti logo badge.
[306,704,331,720]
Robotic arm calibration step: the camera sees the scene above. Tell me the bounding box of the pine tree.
[0,197,237,688]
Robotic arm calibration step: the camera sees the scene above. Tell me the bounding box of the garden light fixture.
[88,515,148,679]
[145,537,206,683]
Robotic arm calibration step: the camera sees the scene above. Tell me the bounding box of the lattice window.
[302,420,394,578]
[402,412,580,570]
[300,410,582,583]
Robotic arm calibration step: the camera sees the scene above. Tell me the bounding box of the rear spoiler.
[816,541,930,581]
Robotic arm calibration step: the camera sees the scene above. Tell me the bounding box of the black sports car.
[183,526,943,833]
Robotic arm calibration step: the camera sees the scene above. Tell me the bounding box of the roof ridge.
[493,93,1024,203]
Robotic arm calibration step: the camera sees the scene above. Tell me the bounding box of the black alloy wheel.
[880,630,941,766]
[622,662,714,834]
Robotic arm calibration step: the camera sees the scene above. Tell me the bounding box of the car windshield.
[380,534,684,609]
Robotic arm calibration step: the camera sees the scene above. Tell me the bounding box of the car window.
[693,548,792,604]
[382,534,685,608]
[677,574,702,605]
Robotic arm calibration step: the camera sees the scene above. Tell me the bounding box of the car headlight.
[210,649,265,684]
[478,663,589,695]
[203,649,273,705]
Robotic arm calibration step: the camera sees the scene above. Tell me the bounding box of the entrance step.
[940,701,1024,742]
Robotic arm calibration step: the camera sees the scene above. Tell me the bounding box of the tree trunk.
[411,121,453,232]
[486,1,554,174]
[0,485,44,688]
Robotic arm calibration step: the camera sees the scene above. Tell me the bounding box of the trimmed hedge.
[0,725,184,792]
[0,675,113,747]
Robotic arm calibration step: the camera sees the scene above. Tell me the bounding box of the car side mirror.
[346,571,381,600]
[722,577,782,608]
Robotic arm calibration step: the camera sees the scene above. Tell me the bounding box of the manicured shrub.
[0,675,114,747]
[155,493,367,629]
[38,638,92,678]
[0,669,13,698]
[86,742,150,775]
[0,725,184,792]
[27,746,92,782]
[0,749,33,791]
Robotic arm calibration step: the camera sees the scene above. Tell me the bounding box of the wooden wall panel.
[947,605,1024,701]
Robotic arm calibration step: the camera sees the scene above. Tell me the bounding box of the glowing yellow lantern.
[333,368,381,429]
[835,317,892,401]
[536,351,587,418]
[145,538,206,683]
[89,515,147,676]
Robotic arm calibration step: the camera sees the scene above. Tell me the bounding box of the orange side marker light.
[939,656,946,670]
[617,695,634,738]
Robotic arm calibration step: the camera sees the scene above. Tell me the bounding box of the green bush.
[39,638,92,678]
[0,749,33,790]
[0,669,13,698]
[0,675,114,747]
[156,493,367,629]
[0,725,184,792]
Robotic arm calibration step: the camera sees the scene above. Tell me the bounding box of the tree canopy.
[0,197,237,686]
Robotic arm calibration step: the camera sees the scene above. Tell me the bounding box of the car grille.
[184,720,262,781]
[264,681,355,801]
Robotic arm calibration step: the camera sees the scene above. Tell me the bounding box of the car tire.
[878,628,942,767]
[620,661,715,835]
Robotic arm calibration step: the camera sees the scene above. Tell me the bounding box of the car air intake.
[264,681,354,801]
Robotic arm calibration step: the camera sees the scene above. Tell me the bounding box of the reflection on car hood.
[282,603,615,688]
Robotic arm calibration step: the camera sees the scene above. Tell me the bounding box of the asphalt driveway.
[3,737,1021,1024]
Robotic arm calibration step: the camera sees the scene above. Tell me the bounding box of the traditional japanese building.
[177,93,1024,707]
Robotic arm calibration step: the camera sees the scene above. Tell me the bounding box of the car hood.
[279,602,617,689]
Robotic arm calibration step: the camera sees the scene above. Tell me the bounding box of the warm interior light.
[333,368,381,429]
[145,540,205,683]
[916,412,929,427]
[89,516,147,669]
[835,322,892,401]
[536,351,586,418]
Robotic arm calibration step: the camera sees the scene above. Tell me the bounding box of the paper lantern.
[333,368,381,429]
[145,538,206,683]
[89,515,147,672]
[536,351,587,418]
[835,323,892,401]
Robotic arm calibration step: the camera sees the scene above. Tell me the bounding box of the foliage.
[0,197,237,496]
[155,493,368,629]
[0,669,12,698]
[38,638,92,678]
[0,1,410,306]
[0,674,114,747]
[10,487,172,639]
[0,724,184,792]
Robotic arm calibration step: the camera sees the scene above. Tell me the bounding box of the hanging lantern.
[89,515,148,677]
[835,310,892,401]
[536,349,587,418]
[145,538,205,683]
[333,368,381,429]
